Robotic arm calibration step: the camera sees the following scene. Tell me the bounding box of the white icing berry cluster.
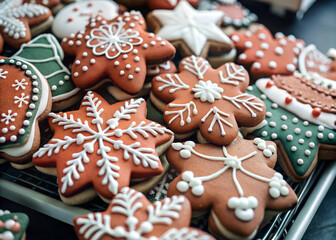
[253,137,276,158]
[227,196,258,221]
[269,173,289,198]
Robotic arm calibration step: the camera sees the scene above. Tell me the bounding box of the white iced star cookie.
[147,1,233,58]
[51,0,119,39]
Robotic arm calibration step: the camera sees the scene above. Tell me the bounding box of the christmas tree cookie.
[0,210,29,240]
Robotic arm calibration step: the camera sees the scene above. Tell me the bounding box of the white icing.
[52,1,118,39]
[0,69,8,79]
[219,63,245,86]
[152,1,231,56]
[156,74,189,93]
[192,80,223,103]
[34,94,171,195]
[86,20,143,59]
[181,56,210,80]
[256,78,336,129]
[1,110,17,125]
[75,187,192,240]
[201,107,233,136]
[165,101,198,126]
[173,141,285,222]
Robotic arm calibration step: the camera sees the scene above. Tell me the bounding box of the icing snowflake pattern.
[0,69,8,79]
[12,79,28,90]
[1,110,17,125]
[166,138,297,239]
[14,93,29,108]
[74,187,214,240]
[151,56,265,145]
[33,91,173,201]
[87,20,143,60]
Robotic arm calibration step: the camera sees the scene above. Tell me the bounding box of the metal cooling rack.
[0,159,336,240]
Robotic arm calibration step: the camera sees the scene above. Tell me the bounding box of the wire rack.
[0,158,327,239]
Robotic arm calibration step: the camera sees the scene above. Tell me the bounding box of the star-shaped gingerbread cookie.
[0,0,52,52]
[166,138,297,239]
[61,11,175,96]
[151,55,266,145]
[74,187,215,240]
[241,75,336,181]
[147,1,233,57]
[231,25,305,79]
[33,91,174,204]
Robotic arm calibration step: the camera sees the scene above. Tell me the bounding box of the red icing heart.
[285,96,293,104]
[266,81,274,88]
[67,17,73,22]
[312,107,321,118]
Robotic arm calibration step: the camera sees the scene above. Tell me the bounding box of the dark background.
[1,0,336,239]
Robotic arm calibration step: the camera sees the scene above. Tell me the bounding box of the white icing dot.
[10,135,17,142]
[292,118,299,123]
[245,41,252,48]
[270,121,276,127]
[271,133,277,139]
[26,112,32,117]
[33,88,39,93]
[317,133,323,139]
[76,40,81,46]
[0,137,5,143]
[263,149,272,157]
[258,33,266,40]
[297,159,304,165]
[269,61,277,69]
[303,121,309,126]
[2,128,8,133]
[261,131,268,137]
[51,85,57,91]
[32,81,38,86]
[318,125,324,131]
[231,35,240,42]
[239,54,247,60]
[83,52,88,57]
[281,115,287,120]
[114,61,120,66]
[247,86,253,91]
[298,139,304,144]
[19,128,25,135]
[281,124,288,130]
[275,47,284,55]
[90,59,96,64]
[150,41,156,46]
[135,68,140,73]
[328,133,334,139]
[294,128,301,134]
[279,39,287,46]
[128,75,134,80]
[68,40,74,46]
[134,56,140,62]
[287,135,293,141]
[252,62,261,69]
[256,50,264,58]
[75,60,80,65]
[120,70,125,76]
[74,72,79,77]
[287,64,295,72]
[305,131,312,138]
[260,94,267,99]
[25,70,32,76]
[291,146,297,152]
[272,103,278,109]
[23,120,29,126]
[305,150,311,156]
[123,54,128,59]
[32,95,39,101]
[126,64,131,69]
[133,49,138,54]
[309,142,315,148]
[160,41,166,46]
[143,43,148,49]
[266,112,272,117]
[261,42,269,49]
[29,103,35,109]
[59,80,64,85]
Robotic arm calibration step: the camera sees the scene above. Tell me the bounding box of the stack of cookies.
[0,0,335,239]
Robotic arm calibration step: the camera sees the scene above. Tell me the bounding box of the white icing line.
[256,78,336,130]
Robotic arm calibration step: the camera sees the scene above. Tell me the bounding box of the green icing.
[12,34,78,99]
[0,212,29,240]
[0,58,43,150]
[245,85,336,177]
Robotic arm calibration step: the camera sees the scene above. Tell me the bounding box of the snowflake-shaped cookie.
[61,11,175,96]
[230,25,305,79]
[147,0,199,9]
[74,187,214,240]
[0,58,51,168]
[166,138,297,239]
[151,56,266,145]
[0,210,29,240]
[148,1,233,57]
[241,76,336,181]
[33,91,174,204]
[0,0,51,52]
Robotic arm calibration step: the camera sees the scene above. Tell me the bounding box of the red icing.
[285,97,293,104]
[67,17,73,22]
[87,2,93,7]
[266,81,274,88]
[0,221,4,228]
[11,222,21,233]
[73,7,79,11]
[13,215,18,221]
[312,108,321,118]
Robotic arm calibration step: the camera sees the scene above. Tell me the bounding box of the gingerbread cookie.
[150,55,266,145]
[147,60,177,79]
[23,0,60,8]
[166,138,297,239]
[0,57,52,169]
[147,0,199,9]
[61,12,175,96]
[0,0,52,52]
[33,91,174,204]
[231,25,305,79]
[52,1,119,39]
[0,210,29,240]
[298,44,336,89]
[74,187,214,240]
[147,1,233,58]
[241,76,336,181]
[12,34,82,111]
